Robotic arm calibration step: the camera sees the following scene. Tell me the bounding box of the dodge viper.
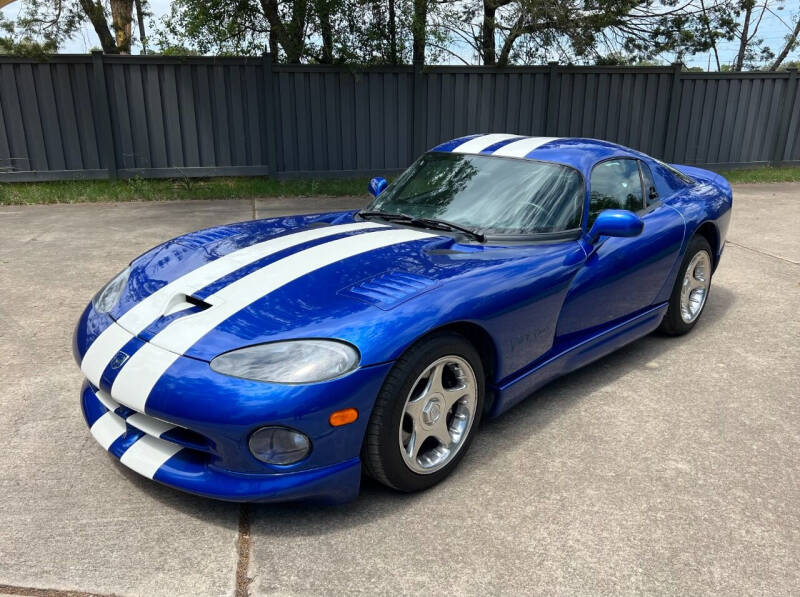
[73,135,732,503]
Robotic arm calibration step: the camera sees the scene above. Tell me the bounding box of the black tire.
[361,332,485,492]
[659,235,713,336]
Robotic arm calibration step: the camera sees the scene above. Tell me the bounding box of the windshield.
[367,152,584,235]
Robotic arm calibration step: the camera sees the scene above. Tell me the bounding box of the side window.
[588,159,644,227]
[639,161,659,207]
[648,158,693,198]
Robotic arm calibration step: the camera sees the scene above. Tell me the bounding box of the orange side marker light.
[329,408,358,427]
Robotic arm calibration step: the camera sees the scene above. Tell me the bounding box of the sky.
[1,0,798,69]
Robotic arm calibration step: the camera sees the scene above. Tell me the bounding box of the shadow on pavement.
[110,459,241,525]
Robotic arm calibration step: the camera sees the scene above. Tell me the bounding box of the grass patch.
[718,166,800,184]
[2,166,798,206]
[0,176,370,206]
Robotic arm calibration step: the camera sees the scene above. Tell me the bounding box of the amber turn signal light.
[329,408,358,427]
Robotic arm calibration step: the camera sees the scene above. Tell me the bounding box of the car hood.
[110,211,537,364]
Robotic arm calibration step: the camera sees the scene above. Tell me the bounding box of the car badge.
[110,351,130,370]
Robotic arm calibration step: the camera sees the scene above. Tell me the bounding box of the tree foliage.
[151,0,453,63]
[1,0,798,68]
[1,0,149,54]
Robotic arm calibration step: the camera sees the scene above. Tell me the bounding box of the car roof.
[430,134,647,174]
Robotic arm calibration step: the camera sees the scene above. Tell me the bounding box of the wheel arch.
[694,221,720,271]
[407,320,500,415]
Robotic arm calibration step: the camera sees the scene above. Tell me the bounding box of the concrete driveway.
[0,185,798,596]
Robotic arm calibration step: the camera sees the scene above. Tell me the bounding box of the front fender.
[344,242,587,382]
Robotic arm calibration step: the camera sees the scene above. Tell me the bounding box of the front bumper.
[74,297,394,502]
[80,381,365,503]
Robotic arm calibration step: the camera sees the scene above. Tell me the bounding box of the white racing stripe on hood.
[451,134,520,154]
[81,323,136,388]
[80,221,385,387]
[110,227,435,412]
[491,137,559,157]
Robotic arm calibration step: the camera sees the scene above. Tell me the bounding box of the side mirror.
[588,209,644,243]
[368,177,388,198]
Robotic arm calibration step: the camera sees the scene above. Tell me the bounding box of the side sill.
[489,303,668,417]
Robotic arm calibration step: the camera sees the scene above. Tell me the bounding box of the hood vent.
[162,293,213,317]
[340,271,438,310]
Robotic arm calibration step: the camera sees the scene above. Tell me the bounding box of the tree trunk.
[109,0,134,54]
[288,0,308,62]
[315,0,334,63]
[769,17,800,71]
[134,0,147,54]
[733,2,752,72]
[269,28,279,57]
[412,0,426,64]
[497,16,525,66]
[78,0,117,53]
[482,0,496,65]
[388,0,398,65]
[699,0,720,71]
[260,0,307,63]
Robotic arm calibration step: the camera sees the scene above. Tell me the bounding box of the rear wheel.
[362,333,484,492]
[660,235,713,335]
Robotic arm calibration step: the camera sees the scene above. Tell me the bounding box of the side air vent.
[340,271,438,310]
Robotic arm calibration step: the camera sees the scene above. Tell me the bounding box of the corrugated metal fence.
[0,53,798,181]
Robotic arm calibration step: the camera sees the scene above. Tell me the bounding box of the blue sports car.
[73,135,732,503]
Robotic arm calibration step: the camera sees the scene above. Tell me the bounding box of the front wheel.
[659,235,713,335]
[361,333,484,492]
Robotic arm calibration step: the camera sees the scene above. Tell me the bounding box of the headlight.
[92,266,130,313]
[210,339,359,384]
[249,426,311,465]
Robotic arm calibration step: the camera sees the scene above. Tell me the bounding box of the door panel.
[555,204,684,337]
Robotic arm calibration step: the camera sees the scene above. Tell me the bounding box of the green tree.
[4,0,149,53]
[769,12,800,70]
[449,0,744,68]
[155,0,448,63]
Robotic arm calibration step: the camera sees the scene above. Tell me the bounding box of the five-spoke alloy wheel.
[679,250,711,324]
[398,355,478,474]
[660,234,714,335]
[362,333,485,492]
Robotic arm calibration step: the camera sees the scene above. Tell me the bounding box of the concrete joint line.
[235,504,253,597]
[726,240,800,266]
[0,584,116,597]
[0,504,254,597]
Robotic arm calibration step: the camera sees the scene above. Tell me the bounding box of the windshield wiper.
[358,210,414,223]
[359,210,485,243]
[410,217,486,243]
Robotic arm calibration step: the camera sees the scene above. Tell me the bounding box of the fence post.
[771,67,798,166]
[412,60,427,158]
[545,62,559,136]
[262,52,278,176]
[662,62,682,162]
[90,51,117,179]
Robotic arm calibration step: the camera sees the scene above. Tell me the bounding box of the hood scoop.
[135,293,214,342]
[162,293,213,316]
[339,271,438,310]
